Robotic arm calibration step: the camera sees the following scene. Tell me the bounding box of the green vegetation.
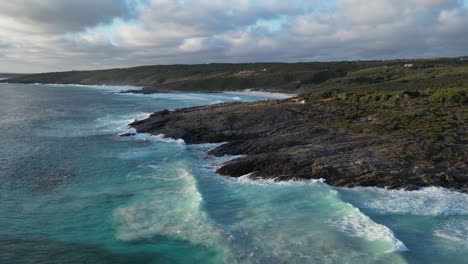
[5,57,468,94]
[305,88,467,146]
[321,65,468,93]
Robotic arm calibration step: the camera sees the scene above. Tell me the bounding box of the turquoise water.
[0,83,466,264]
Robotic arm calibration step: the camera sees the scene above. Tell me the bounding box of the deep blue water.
[0,83,467,264]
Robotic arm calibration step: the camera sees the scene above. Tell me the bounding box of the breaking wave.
[236,174,326,186]
[327,204,408,253]
[342,187,468,216]
[114,166,228,250]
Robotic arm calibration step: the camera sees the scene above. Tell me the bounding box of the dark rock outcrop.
[130,99,467,191]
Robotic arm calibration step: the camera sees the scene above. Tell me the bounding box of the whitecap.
[342,187,468,216]
[235,174,326,187]
[151,134,186,145]
[327,204,408,253]
[95,112,150,132]
[114,167,232,261]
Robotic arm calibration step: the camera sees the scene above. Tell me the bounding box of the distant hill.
[3,57,468,94]
[0,73,25,79]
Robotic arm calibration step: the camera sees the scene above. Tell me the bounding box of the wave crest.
[114,167,223,247]
[327,204,408,253]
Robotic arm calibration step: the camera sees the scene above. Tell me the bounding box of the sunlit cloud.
[0,0,467,72]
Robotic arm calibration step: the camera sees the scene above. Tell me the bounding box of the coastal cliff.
[131,89,467,191]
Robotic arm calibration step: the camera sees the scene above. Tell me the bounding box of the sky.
[0,0,467,73]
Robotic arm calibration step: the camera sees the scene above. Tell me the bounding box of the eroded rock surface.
[131,99,467,191]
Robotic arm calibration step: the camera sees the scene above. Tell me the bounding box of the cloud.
[413,0,459,7]
[0,0,129,34]
[437,7,468,34]
[0,0,467,73]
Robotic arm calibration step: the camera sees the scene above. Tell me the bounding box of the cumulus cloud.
[0,0,467,72]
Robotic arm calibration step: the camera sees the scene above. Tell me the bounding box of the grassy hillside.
[305,88,466,145]
[5,57,468,93]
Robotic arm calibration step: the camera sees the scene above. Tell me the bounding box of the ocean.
[0,83,466,263]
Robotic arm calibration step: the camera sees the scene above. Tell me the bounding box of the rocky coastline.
[130,96,467,192]
[5,58,466,191]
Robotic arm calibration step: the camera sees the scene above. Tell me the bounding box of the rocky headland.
[131,89,467,192]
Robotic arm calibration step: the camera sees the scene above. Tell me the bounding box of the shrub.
[429,88,467,105]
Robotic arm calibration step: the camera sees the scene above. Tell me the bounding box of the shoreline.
[4,81,466,192]
[129,97,467,192]
[5,81,298,99]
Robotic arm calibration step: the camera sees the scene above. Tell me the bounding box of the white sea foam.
[216,185,408,262]
[114,167,227,249]
[120,92,248,104]
[209,155,246,169]
[196,152,407,256]
[199,150,327,187]
[345,187,468,216]
[151,134,186,145]
[129,167,190,182]
[116,134,186,160]
[327,204,408,253]
[224,90,297,99]
[115,129,410,261]
[46,83,143,93]
[434,219,468,246]
[235,174,326,186]
[94,112,150,134]
[189,142,416,256]
[218,172,407,255]
[188,142,226,151]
